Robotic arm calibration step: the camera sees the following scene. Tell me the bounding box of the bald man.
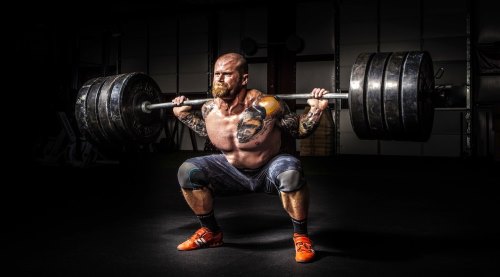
[171,53,328,263]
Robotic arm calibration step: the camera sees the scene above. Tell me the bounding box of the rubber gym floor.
[6,151,499,276]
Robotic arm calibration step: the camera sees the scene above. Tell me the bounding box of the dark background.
[4,0,500,276]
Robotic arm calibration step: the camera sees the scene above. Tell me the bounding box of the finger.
[314,88,323,98]
[309,88,317,98]
[173,96,186,105]
[316,89,329,98]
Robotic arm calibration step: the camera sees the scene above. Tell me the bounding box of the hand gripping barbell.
[75,51,435,147]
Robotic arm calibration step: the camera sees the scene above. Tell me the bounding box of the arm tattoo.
[236,96,276,143]
[300,108,323,135]
[178,111,207,137]
[278,103,324,138]
[202,101,215,119]
[177,101,215,137]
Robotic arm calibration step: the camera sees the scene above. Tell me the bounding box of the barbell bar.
[141,93,349,113]
[75,51,435,147]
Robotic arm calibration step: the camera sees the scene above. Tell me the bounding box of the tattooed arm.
[277,88,330,139]
[172,96,215,137]
[278,104,324,139]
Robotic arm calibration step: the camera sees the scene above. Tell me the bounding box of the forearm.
[177,111,208,137]
[298,106,324,137]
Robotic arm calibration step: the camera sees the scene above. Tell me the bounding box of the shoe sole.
[177,241,224,251]
[207,241,223,248]
[296,258,314,263]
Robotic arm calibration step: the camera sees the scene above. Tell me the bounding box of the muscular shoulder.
[243,89,283,118]
[244,89,263,105]
[201,100,216,118]
[255,95,283,119]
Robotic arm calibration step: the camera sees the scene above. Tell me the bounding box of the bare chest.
[205,107,278,151]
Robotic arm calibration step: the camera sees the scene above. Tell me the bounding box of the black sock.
[197,211,220,233]
[291,217,308,235]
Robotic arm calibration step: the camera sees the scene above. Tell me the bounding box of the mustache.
[214,82,228,88]
[211,82,230,97]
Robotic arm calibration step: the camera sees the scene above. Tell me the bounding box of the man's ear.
[242,73,249,86]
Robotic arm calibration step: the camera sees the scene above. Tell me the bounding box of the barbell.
[75,51,435,147]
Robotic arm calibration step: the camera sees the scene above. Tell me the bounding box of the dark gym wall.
[15,0,500,162]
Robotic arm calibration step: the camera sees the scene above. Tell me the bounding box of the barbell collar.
[143,93,348,112]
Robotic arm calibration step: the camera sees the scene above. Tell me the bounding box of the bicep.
[278,113,302,138]
[277,101,303,138]
[277,100,322,138]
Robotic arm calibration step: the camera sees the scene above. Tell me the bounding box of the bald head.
[211,53,249,99]
[216,53,248,75]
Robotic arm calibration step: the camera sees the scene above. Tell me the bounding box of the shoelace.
[191,229,208,240]
[295,241,313,252]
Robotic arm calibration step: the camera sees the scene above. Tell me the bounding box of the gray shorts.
[179,153,305,195]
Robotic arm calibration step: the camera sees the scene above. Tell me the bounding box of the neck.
[216,89,247,115]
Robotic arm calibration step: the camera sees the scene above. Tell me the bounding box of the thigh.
[185,154,255,195]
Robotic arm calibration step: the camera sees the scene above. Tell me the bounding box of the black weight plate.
[75,77,99,141]
[366,52,391,138]
[349,52,374,139]
[109,73,164,144]
[383,52,407,139]
[81,77,108,144]
[401,51,435,141]
[97,74,127,143]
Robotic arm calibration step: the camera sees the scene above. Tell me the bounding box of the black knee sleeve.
[177,162,208,190]
[276,170,305,192]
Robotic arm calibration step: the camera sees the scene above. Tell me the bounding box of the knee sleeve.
[177,162,208,190]
[276,169,305,192]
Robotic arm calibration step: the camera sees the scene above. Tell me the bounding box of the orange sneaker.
[177,227,223,251]
[293,233,315,263]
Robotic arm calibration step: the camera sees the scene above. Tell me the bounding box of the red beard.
[211,83,230,98]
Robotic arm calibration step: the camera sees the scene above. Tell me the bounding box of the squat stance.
[172,53,328,263]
